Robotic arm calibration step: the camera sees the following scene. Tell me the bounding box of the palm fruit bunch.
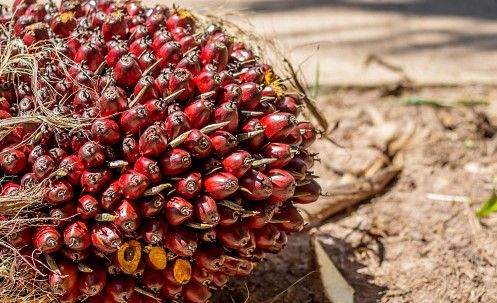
[0,0,321,302]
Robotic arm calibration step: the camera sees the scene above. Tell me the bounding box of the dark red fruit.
[64,220,91,251]
[91,223,123,254]
[114,55,142,88]
[79,142,106,168]
[79,264,107,296]
[174,171,202,199]
[160,148,192,176]
[33,226,62,253]
[183,129,212,159]
[49,259,78,295]
[115,199,141,233]
[260,112,298,141]
[45,180,74,205]
[119,171,150,199]
[139,124,168,157]
[239,169,273,201]
[166,227,198,257]
[203,172,239,199]
[164,196,193,226]
[0,149,26,174]
[267,169,296,203]
[193,195,219,225]
[217,222,251,250]
[106,275,136,303]
[91,119,122,145]
[292,178,321,204]
[77,194,100,219]
[141,217,168,244]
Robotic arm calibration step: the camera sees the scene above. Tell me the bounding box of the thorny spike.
[129,83,150,108]
[218,200,244,211]
[95,60,107,75]
[240,210,261,218]
[77,263,93,273]
[144,183,172,196]
[240,110,264,117]
[268,219,291,224]
[169,130,193,148]
[185,222,215,229]
[261,96,276,102]
[143,58,163,76]
[200,121,230,134]
[135,287,161,300]
[107,160,129,168]
[45,254,60,275]
[95,213,119,222]
[250,158,277,168]
[199,91,216,99]
[236,129,266,141]
[162,88,185,104]
[296,179,312,186]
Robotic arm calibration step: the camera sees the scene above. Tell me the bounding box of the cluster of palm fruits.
[0,0,321,302]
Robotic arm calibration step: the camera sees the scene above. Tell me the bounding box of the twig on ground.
[268,271,317,303]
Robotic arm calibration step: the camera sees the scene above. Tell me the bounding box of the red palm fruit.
[22,22,49,46]
[50,11,77,37]
[295,150,315,169]
[64,220,91,251]
[191,266,214,286]
[20,172,38,188]
[58,286,79,303]
[119,171,150,200]
[293,178,321,204]
[267,169,296,203]
[45,180,74,205]
[245,203,279,229]
[199,228,217,242]
[146,12,166,35]
[171,26,190,41]
[134,76,159,103]
[78,141,106,168]
[7,227,32,248]
[106,40,128,67]
[49,148,67,164]
[169,68,195,101]
[274,204,304,232]
[141,217,168,244]
[184,99,214,129]
[126,1,144,15]
[284,157,308,181]
[219,83,242,105]
[130,37,151,57]
[120,105,150,134]
[106,275,136,303]
[91,119,122,145]
[254,224,281,249]
[1,182,20,196]
[60,246,89,262]
[154,68,172,96]
[239,169,273,201]
[166,9,195,31]
[193,195,219,225]
[98,85,128,117]
[25,3,46,21]
[212,272,229,289]
[201,41,228,72]
[222,150,253,178]
[122,137,140,163]
[77,194,100,219]
[224,258,254,277]
[298,122,318,148]
[32,154,55,180]
[261,143,294,168]
[33,226,62,253]
[240,118,265,149]
[142,268,165,293]
[193,245,225,272]
[101,182,122,210]
[194,70,221,94]
[50,203,77,227]
[49,259,78,295]
[162,283,183,300]
[239,66,264,84]
[284,127,303,146]
[160,148,192,176]
[260,112,298,141]
[140,195,166,217]
[166,227,198,256]
[115,199,141,233]
[277,94,302,116]
[198,157,222,175]
[114,55,142,88]
[209,130,238,157]
[91,223,123,254]
[181,35,199,52]
[174,171,202,199]
[138,51,159,76]
[218,205,239,226]
[151,30,173,53]
[164,196,193,226]
[268,230,288,253]
[183,282,212,303]
[134,157,162,185]
[239,82,262,110]
[0,148,26,174]
[217,222,251,249]
[158,41,182,67]
[79,263,107,296]
[139,125,168,157]
[81,169,113,194]
[164,111,191,140]
[70,130,90,153]
[75,43,104,72]
[102,12,128,41]
[203,172,239,199]
[183,129,213,159]
[177,53,202,75]
[238,230,257,257]
[145,99,168,123]
[213,102,239,134]
[14,15,35,36]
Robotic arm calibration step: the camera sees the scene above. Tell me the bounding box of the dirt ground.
[217,85,497,303]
